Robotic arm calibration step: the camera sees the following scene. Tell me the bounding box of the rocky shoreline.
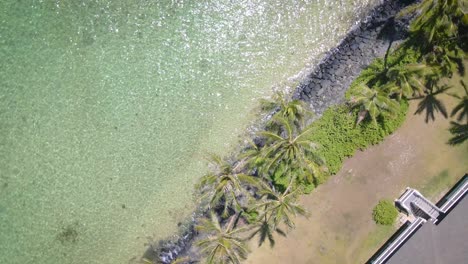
[144,0,415,263]
[294,0,414,115]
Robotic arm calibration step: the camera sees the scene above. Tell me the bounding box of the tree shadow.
[377,17,397,70]
[413,84,451,123]
[248,218,286,248]
[448,121,468,145]
[449,80,468,122]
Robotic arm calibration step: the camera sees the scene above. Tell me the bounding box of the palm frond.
[195,212,250,264]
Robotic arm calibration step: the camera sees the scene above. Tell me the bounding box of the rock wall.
[294,0,414,115]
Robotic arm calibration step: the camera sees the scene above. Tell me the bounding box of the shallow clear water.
[1,0,378,263]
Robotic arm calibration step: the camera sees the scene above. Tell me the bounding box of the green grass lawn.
[419,170,452,198]
[355,224,396,261]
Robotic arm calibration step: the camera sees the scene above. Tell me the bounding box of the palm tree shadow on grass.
[248,218,286,248]
[413,84,451,123]
[447,80,468,145]
[448,121,468,145]
[450,80,468,122]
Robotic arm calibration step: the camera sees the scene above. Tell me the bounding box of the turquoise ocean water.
[1,1,378,263]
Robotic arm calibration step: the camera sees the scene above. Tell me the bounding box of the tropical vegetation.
[189,1,467,263]
[195,212,250,264]
[197,155,260,217]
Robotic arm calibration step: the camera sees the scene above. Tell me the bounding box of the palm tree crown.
[350,84,399,124]
[254,184,307,230]
[195,212,249,264]
[258,116,324,189]
[197,155,260,217]
[385,63,433,99]
[402,0,466,47]
[260,92,313,131]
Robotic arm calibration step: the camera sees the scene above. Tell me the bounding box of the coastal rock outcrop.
[294,0,414,115]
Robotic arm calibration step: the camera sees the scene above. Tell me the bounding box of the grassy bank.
[309,101,408,176]
[305,38,426,179]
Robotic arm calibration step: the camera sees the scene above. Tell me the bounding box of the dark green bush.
[308,107,362,174]
[372,199,398,225]
[301,181,315,194]
[307,100,408,175]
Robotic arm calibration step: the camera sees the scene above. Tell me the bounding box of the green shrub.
[372,199,398,225]
[307,100,408,175]
[308,106,362,174]
[301,181,315,194]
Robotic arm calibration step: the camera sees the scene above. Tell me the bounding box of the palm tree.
[354,58,387,87]
[400,0,466,49]
[239,138,266,174]
[385,63,433,99]
[251,180,307,233]
[246,179,307,248]
[197,155,260,217]
[258,116,324,188]
[450,80,468,122]
[350,84,400,124]
[425,45,464,77]
[195,212,250,264]
[260,92,313,131]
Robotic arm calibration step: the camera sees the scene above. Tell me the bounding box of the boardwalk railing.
[368,174,468,264]
[370,217,425,264]
[439,174,468,213]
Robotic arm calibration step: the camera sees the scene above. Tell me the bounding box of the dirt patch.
[245,68,468,264]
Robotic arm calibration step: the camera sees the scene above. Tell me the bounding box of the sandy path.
[245,68,468,264]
